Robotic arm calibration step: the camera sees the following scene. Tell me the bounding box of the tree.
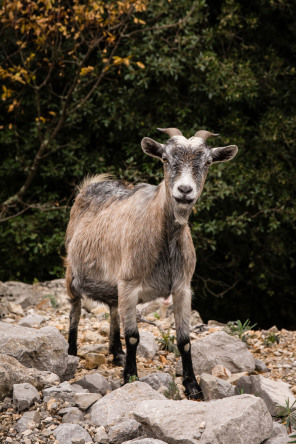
[1,0,295,328]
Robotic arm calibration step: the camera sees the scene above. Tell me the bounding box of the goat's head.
[141,128,238,222]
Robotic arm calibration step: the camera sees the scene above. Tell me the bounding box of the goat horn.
[194,130,219,141]
[157,128,183,138]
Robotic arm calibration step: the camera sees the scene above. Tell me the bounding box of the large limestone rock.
[0,322,69,377]
[262,422,289,444]
[176,331,255,376]
[0,353,59,400]
[132,395,273,444]
[236,375,296,416]
[89,381,165,427]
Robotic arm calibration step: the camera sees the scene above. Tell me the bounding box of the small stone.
[62,407,84,424]
[200,373,235,400]
[53,423,93,443]
[137,331,158,359]
[18,314,45,328]
[94,426,108,443]
[13,383,40,411]
[84,353,106,370]
[255,359,270,373]
[16,411,40,433]
[74,392,102,410]
[211,364,231,380]
[43,381,75,404]
[71,384,90,393]
[61,355,79,382]
[108,419,142,443]
[139,373,173,391]
[110,379,121,391]
[75,373,111,395]
[6,301,24,315]
[98,321,110,336]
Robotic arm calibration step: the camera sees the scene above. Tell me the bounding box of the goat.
[65,128,238,399]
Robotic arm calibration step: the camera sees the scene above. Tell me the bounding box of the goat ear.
[211,145,238,163]
[141,137,164,159]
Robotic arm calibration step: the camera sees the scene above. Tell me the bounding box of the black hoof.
[183,380,204,401]
[68,345,77,356]
[113,353,126,367]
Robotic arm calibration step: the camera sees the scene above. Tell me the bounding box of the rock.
[13,383,40,411]
[62,407,84,424]
[139,373,173,391]
[61,355,79,382]
[110,379,122,391]
[0,322,69,377]
[122,440,167,444]
[74,393,102,410]
[176,331,255,376]
[0,281,43,308]
[6,301,24,315]
[84,353,106,369]
[71,384,90,393]
[78,342,107,358]
[211,364,232,380]
[137,331,158,359]
[89,381,165,427]
[262,422,289,444]
[53,423,93,444]
[18,313,46,328]
[75,373,111,395]
[94,426,109,443]
[227,371,249,385]
[200,373,236,400]
[255,359,270,373]
[98,320,110,336]
[132,395,273,444]
[190,310,203,326]
[16,410,40,433]
[108,419,142,443]
[236,375,296,416]
[43,381,75,404]
[0,353,59,400]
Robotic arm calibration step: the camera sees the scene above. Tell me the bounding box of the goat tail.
[77,173,114,194]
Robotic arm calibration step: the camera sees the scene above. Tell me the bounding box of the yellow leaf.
[136,61,145,69]
[79,66,95,76]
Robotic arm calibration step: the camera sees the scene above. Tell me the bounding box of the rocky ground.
[0,279,295,444]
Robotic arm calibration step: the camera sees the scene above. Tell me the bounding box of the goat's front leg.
[118,281,139,383]
[173,287,203,400]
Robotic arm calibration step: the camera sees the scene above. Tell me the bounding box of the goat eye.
[162,155,168,163]
[206,160,211,166]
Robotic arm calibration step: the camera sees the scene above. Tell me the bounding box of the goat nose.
[178,185,193,195]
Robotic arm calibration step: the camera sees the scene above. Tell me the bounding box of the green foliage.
[277,399,296,434]
[153,311,160,320]
[225,319,257,343]
[164,375,181,400]
[289,432,296,443]
[0,0,295,328]
[44,294,59,308]
[128,375,138,383]
[263,332,281,347]
[158,330,179,355]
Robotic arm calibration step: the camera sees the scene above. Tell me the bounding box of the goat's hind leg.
[109,305,125,366]
[118,281,139,383]
[66,270,82,356]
